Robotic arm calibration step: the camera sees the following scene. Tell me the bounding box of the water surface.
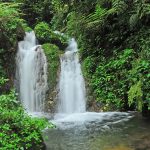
[43,112,150,150]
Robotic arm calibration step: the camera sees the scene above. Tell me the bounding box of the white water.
[16,31,48,112]
[57,38,86,114]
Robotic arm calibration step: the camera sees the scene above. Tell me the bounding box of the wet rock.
[87,100,104,112]
[45,87,58,113]
[48,101,54,105]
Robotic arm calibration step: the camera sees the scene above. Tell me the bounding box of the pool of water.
[43,112,150,150]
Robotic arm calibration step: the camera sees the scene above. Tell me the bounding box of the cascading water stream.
[53,38,132,128]
[15,32,132,130]
[16,31,48,112]
[57,38,86,114]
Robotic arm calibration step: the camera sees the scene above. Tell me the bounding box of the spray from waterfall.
[16,31,48,112]
[57,38,86,114]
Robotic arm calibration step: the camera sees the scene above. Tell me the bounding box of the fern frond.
[84,5,107,29]
[111,0,128,14]
[128,0,150,29]
[128,81,143,111]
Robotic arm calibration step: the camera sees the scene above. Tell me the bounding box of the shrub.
[88,49,134,110]
[34,22,68,49]
[0,3,25,82]
[34,22,52,43]
[0,79,54,150]
[16,0,53,26]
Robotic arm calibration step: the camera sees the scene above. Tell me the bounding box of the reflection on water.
[43,113,150,150]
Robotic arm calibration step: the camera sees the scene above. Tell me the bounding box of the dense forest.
[0,0,150,149]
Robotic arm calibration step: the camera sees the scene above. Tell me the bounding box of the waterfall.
[57,38,86,114]
[16,31,48,112]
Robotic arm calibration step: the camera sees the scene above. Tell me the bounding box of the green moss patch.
[42,43,62,91]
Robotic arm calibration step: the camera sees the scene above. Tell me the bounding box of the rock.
[48,101,54,105]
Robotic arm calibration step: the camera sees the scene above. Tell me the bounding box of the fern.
[128,81,143,111]
[84,5,107,29]
[129,0,150,28]
[84,0,128,29]
[111,0,128,14]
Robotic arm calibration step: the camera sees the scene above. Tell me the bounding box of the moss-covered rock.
[42,43,63,112]
[35,22,68,50]
[42,43,61,90]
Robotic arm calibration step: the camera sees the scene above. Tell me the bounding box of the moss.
[42,43,62,91]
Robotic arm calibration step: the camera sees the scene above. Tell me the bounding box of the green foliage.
[16,0,53,26]
[0,3,25,49]
[66,11,84,37]
[0,3,24,35]
[0,77,9,85]
[51,0,150,111]
[84,5,107,29]
[34,22,52,43]
[0,2,25,80]
[89,49,134,110]
[0,83,54,149]
[50,0,69,30]
[82,56,97,79]
[128,81,143,111]
[34,22,68,49]
[129,0,150,29]
[128,58,150,110]
[22,23,32,32]
[42,43,62,91]
[0,2,20,18]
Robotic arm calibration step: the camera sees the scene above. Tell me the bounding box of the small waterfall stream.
[16,31,48,112]
[53,38,132,127]
[58,38,86,114]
